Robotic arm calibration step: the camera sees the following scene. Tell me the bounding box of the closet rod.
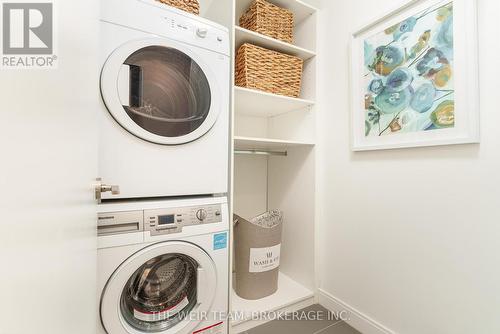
[234,149,288,157]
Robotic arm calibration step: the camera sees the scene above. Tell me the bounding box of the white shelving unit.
[230,0,318,333]
[202,0,318,332]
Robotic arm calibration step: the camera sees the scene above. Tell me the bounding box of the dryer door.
[100,38,221,145]
[101,241,217,334]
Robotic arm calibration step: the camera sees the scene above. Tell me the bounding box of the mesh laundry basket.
[234,210,283,300]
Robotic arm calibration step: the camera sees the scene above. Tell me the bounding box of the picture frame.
[350,0,479,151]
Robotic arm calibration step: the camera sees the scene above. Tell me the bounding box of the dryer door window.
[101,38,222,145]
[120,46,211,138]
[120,253,198,332]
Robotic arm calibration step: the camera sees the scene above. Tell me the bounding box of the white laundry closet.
[7,0,500,333]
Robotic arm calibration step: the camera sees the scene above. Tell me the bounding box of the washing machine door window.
[101,242,217,334]
[101,38,221,145]
[120,253,198,332]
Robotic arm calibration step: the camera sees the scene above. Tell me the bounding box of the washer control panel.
[145,204,222,236]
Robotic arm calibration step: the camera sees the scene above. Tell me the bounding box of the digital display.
[158,215,175,225]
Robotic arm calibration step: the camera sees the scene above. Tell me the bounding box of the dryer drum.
[120,253,198,331]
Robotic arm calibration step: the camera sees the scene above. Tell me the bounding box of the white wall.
[0,1,100,333]
[316,0,500,333]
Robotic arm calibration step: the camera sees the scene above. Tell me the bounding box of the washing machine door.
[101,241,217,334]
[100,37,221,145]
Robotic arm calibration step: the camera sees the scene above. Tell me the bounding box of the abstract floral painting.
[363,2,454,137]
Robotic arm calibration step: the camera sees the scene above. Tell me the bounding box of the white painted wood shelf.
[235,26,316,60]
[234,87,314,117]
[234,136,314,151]
[231,272,315,331]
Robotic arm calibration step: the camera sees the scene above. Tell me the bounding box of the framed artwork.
[350,0,479,151]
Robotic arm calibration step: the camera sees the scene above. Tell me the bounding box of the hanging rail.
[234,149,288,157]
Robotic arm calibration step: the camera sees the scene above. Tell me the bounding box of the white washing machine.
[98,0,230,200]
[97,197,229,334]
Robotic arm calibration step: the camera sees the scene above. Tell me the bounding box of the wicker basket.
[239,0,293,43]
[235,43,303,98]
[155,0,199,15]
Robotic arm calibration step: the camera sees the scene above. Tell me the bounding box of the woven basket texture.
[235,43,303,98]
[156,0,200,15]
[239,0,293,43]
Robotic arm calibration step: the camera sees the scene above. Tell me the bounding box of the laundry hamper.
[233,211,283,300]
[155,0,200,15]
[235,43,303,98]
[239,0,294,43]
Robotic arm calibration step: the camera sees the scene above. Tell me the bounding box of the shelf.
[235,26,316,60]
[231,272,315,330]
[234,87,314,117]
[235,0,317,26]
[272,0,317,24]
[234,136,314,151]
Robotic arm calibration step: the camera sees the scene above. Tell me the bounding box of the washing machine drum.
[120,254,198,332]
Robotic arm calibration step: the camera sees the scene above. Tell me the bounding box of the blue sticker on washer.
[213,232,228,250]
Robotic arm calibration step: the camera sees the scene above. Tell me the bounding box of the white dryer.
[99,0,230,200]
[97,197,229,334]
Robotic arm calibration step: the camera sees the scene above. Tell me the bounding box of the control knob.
[196,28,208,38]
[196,209,208,221]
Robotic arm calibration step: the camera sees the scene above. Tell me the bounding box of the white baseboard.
[317,289,396,334]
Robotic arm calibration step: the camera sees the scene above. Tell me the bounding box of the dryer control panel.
[144,204,222,236]
[98,204,223,237]
[101,0,230,56]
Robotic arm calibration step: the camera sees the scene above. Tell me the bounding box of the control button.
[215,210,221,216]
[217,36,223,42]
[196,28,208,38]
[196,209,208,221]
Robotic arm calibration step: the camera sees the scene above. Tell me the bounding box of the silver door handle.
[100,184,120,195]
[95,178,120,203]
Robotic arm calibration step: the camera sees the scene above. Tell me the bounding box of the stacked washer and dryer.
[97,1,230,333]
